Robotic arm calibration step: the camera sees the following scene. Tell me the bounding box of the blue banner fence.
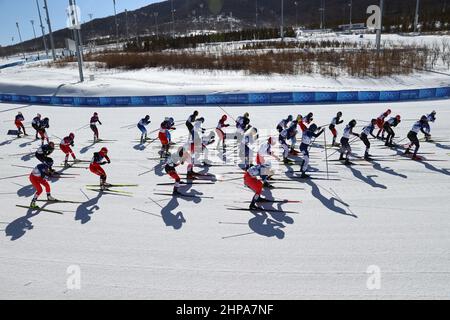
[1,87,449,107]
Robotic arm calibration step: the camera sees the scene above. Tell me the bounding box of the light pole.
[171,0,175,37]
[199,3,204,34]
[73,0,83,59]
[15,22,26,59]
[376,0,384,54]
[281,0,284,41]
[31,20,38,57]
[319,0,326,30]
[414,0,420,33]
[294,1,298,27]
[349,0,353,30]
[154,12,159,38]
[125,9,130,41]
[31,20,37,39]
[36,0,49,57]
[113,0,119,49]
[43,0,56,61]
[255,0,258,29]
[68,0,84,82]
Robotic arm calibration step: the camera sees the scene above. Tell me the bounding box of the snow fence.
[1,87,450,107]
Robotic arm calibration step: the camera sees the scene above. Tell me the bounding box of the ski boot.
[30,198,38,209]
[249,202,258,210]
[339,154,345,161]
[47,194,57,202]
[64,161,71,168]
[404,148,411,155]
[300,171,310,179]
[344,158,351,166]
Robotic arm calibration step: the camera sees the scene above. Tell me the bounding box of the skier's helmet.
[396,115,401,121]
[244,112,250,118]
[94,112,98,116]
[193,111,199,117]
[100,147,108,155]
[287,115,293,122]
[371,118,377,124]
[37,113,41,118]
[69,133,75,140]
[386,109,392,114]
[48,141,55,149]
[349,120,357,127]
[337,111,343,117]
[145,115,150,120]
[222,115,228,121]
[420,115,428,122]
[268,137,276,145]
[309,124,318,132]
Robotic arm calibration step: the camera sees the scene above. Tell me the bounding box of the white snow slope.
[0,100,449,300]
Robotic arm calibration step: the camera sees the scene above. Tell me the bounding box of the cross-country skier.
[300,123,325,178]
[186,111,199,140]
[298,123,325,178]
[303,112,314,125]
[360,119,377,160]
[89,147,111,190]
[240,127,258,169]
[339,120,359,165]
[236,112,251,142]
[279,122,298,164]
[29,163,57,208]
[376,109,392,140]
[276,115,293,133]
[244,164,272,210]
[31,113,41,139]
[424,110,436,141]
[137,115,151,144]
[165,146,190,195]
[329,111,343,146]
[405,116,430,160]
[90,112,102,142]
[216,115,230,149]
[60,133,78,167]
[35,142,55,169]
[256,137,277,165]
[383,115,401,147]
[158,117,176,158]
[37,117,50,145]
[14,112,27,137]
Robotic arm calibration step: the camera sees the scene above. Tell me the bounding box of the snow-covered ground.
[0,100,449,299]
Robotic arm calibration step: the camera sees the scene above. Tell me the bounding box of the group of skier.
[10,107,438,210]
[11,112,112,209]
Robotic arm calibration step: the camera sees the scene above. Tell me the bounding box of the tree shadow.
[371,160,408,179]
[305,179,357,218]
[348,166,387,189]
[75,190,103,224]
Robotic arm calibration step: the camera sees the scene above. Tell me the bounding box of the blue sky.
[0,0,161,47]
